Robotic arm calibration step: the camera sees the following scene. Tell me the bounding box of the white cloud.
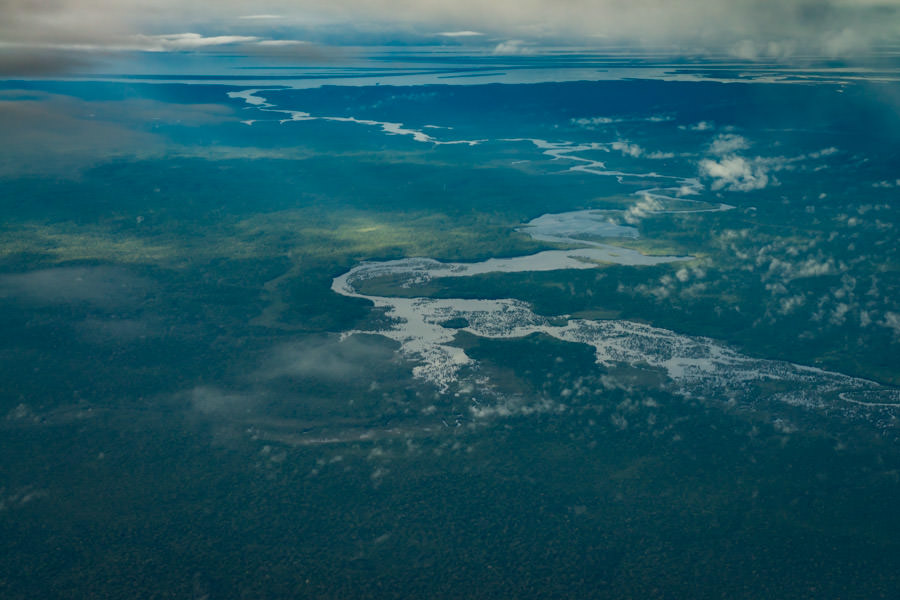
[608,141,672,160]
[680,121,714,131]
[779,294,806,314]
[493,40,534,55]
[882,312,900,338]
[830,302,852,326]
[624,195,664,224]
[709,134,750,155]
[611,141,643,158]
[697,134,827,192]
[860,310,872,327]
[793,257,838,278]
[699,156,770,191]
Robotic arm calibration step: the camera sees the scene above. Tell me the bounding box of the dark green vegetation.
[3,382,900,599]
[1,77,899,598]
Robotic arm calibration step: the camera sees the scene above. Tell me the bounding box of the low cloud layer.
[0,89,238,176]
[260,334,399,382]
[0,266,150,307]
[1,0,899,75]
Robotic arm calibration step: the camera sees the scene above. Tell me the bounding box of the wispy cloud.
[130,33,260,51]
[190,386,261,417]
[239,14,284,20]
[256,39,310,46]
[437,31,483,37]
[572,115,673,130]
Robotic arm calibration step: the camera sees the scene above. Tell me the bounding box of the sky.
[1,0,900,75]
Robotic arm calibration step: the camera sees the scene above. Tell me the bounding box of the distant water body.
[74,47,900,87]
